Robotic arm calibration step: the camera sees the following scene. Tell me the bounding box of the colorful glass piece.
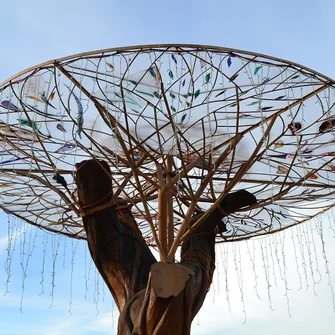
[66,86,83,139]
[274,141,284,149]
[277,165,289,174]
[41,92,56,109]
[181,114,187,122]
[56,143,76,153]
[0,157,21,165]
[261,106,273,111]
[106,62,114,71]
[247,101,260,106]
[171,54,177,64]
[254,65,262,75]
[215,89,226,98]
[229,73,238,81]
[27,96,43,103]
[1,100,20,111]
[168,70,174,80]
[56,123,66,132]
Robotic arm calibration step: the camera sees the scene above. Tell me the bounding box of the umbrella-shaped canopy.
[0,44,334,251]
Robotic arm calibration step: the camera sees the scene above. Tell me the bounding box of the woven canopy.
[0,44,334,246]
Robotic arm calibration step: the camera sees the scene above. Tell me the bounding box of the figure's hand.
[219,190,257,214]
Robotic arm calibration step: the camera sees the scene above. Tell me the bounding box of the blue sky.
[0,0,335,334]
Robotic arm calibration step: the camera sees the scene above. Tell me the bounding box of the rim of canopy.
[2,44,335,87]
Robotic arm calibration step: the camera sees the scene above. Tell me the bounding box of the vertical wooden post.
[166,155,175,262]
[158,188,168,261]
[157,156,175,262]
[157,162,168,261]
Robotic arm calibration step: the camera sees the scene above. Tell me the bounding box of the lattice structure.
[0,44,335,257]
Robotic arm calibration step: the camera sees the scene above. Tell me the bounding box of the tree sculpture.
[0,44,335,333]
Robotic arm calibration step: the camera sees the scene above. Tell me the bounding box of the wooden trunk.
[75,159,256,334]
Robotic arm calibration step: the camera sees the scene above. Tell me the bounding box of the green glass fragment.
[126,94,142,107]
[19,118,39,131]
[215,89,226,98]
[18,118,47,136]
[291,75,299,80]
[205,73,211,83]
[170,92,176,99]
[194,89,200,99]
[168,70,174,80]
[247,101,260,106]
[254,65,262,75]
[186,102,191,107]
[135,89,154,97]
[171,105,176,112]
[181,114,187,122]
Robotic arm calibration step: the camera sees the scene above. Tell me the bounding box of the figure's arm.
[181,189,257,317]
[75,159,156,312]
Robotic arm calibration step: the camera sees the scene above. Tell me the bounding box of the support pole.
[158,188,168,260]
[156,162,168,261]
[157,155,175,262]
[166,155,175,262]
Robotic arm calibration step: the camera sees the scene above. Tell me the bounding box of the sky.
[0,0,335,334]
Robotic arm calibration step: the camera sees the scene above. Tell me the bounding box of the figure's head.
[74,159,113,207]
